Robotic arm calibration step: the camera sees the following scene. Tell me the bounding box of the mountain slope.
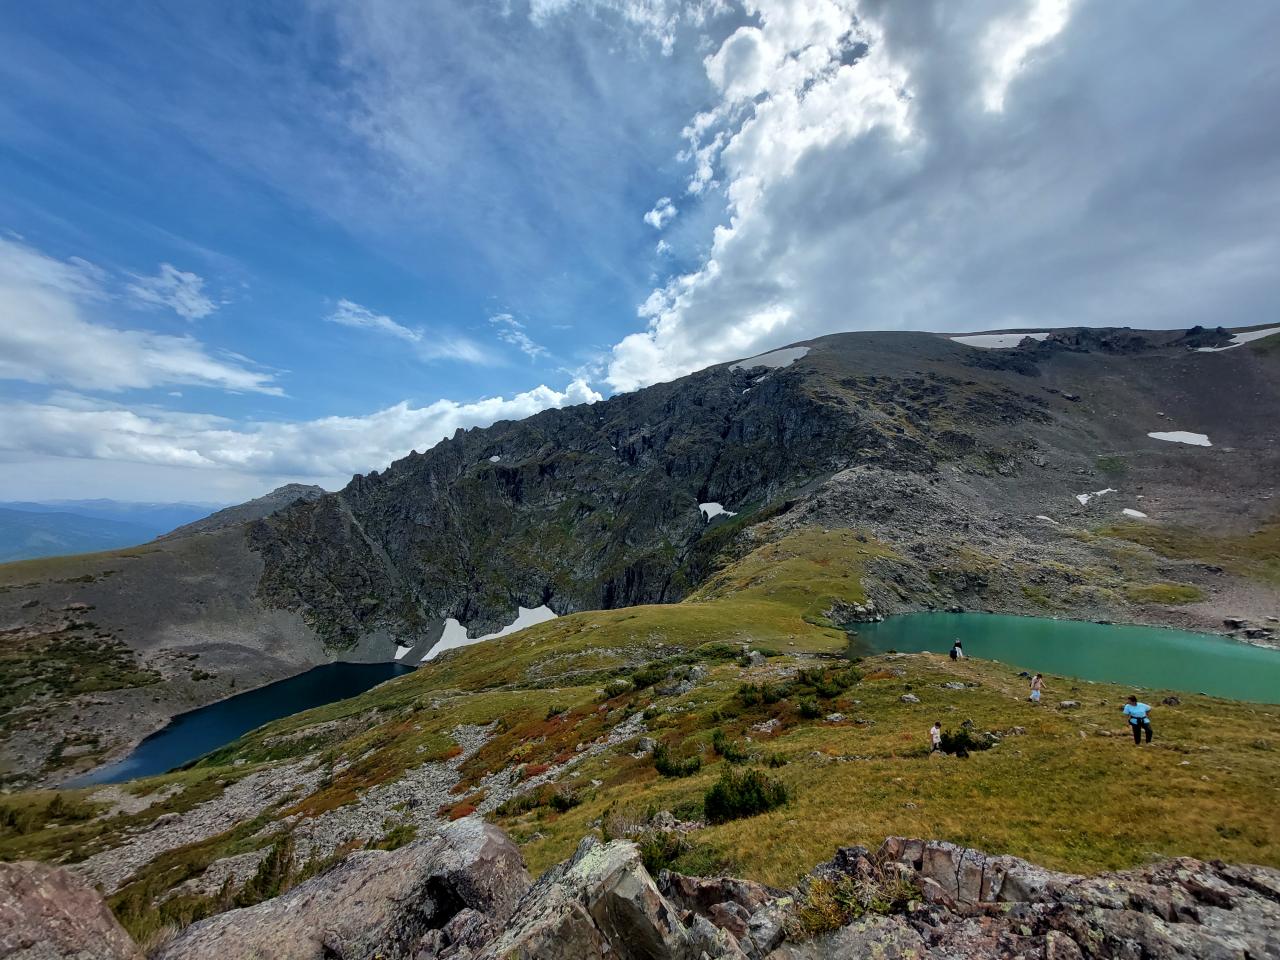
[0,508,156,562]
[1,326,1278,788]
[0,500,219,537]
[160,484,325,539]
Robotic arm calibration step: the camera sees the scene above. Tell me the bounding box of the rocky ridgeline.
[4,820,1277,959]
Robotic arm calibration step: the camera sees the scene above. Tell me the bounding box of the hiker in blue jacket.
[1122,696,1153,745]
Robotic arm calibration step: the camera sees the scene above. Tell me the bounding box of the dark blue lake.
[848,612,1280,703]
[67,662,414,786]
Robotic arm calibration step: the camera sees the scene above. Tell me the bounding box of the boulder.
[480,836,736,959]
[1057,700,1080,709]
[899,694,920,704]
[0,860,142,960]
[156,819,529,960]
[764,915,925,959]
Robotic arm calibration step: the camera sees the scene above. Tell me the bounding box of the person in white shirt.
[1029,673,1044,703]
[930,721,943,752]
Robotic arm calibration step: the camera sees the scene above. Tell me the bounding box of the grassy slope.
[1,526,1278,929]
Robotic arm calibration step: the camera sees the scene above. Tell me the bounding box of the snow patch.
[729,346,809,370]
[699,502,737,521]
[394,644,413,660]
[488,455,500,462]
[950,332,1051,349]
[1122,508,1148,519]
[422,605,557,661]
[1148,431,1212,447]
[1075,487,1117,506]
[1195,325,1280,352]
[1035,515,1059,525]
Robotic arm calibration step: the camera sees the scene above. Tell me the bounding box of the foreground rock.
[156,819,528,960]
[13,824,1280,959]
[767,837,1280,959]
[0,860,142,960]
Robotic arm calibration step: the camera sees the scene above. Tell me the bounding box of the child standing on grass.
[930,721,943,752]
[950,640,964,661]
[1029,673,1044,703]
[1122,696,1154,744]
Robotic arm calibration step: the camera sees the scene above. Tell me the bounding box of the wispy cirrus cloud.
[326,298,494,364]
[489,313,548,360]
[0,236,280,395]
[127,263,218,321]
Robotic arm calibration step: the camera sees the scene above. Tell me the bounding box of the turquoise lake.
[848,612,1280,703]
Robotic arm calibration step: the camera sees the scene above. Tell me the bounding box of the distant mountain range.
[0,499,223,562]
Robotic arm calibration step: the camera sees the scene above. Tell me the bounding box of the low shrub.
[711,729,750,763]
[653,743,702,778]
[788,871,919,938]
[630,663,669,690]
[737,682,784,708]
[372,823,417,850]
[797,696,822,719]
[549,787,581,812]
[703,768,787,823]
[601,679,632,700]
[938,728,992,758]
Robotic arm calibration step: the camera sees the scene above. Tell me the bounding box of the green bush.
[792,666,861,699]
[703,768,787,823]
[711,729,750,763]
[372,823,417,850]
[653,743,702,778]
[549,787,581,812]
[634,829,688,874]
[938,728,992,758]
[797,696,822,719]
[601,679,632,700]
[736,682,784,707]
[630,663,669,690]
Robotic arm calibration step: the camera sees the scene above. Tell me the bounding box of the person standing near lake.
[1122,696,1153,744]
[930,721,943,752]
[1029,673,1044,703]
[950,639,964,661]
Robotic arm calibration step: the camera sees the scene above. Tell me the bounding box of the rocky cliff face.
[8,823,1277,959]
[247,332,1074,648]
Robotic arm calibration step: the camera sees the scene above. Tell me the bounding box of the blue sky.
[2,1,1278,501]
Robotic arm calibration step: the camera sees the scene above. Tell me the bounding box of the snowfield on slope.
[423,605,558,661]
[1195,325,1280,352]
[950,332,1050,349]
[699,502,737,521]
[1148,431,1212,446]
[729,346,809,370]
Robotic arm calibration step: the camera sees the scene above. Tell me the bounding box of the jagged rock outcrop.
[0,860,142,960]
[9,824,1280,959]
[160,483,325,539]
[155,819,528,960]
[477,836,740,960]
[767,837,1280,959]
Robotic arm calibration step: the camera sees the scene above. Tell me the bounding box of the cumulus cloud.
[326,298,493,364]
[0,237,281,395]
[0,380,602,484]
[643,197,678,229]
[606,0,1280,390]
[489,313,549,360]
[127,263,218,320]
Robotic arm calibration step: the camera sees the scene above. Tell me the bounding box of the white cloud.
[606,0,1280,391]
[644,196,678,229]
[0,380,602,485]
[127,263,218,320]
[489,313,549,360]
[326,298,494,364]
[327,298,420,342]
[981,0,1077,112]
[0,237,281,395]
